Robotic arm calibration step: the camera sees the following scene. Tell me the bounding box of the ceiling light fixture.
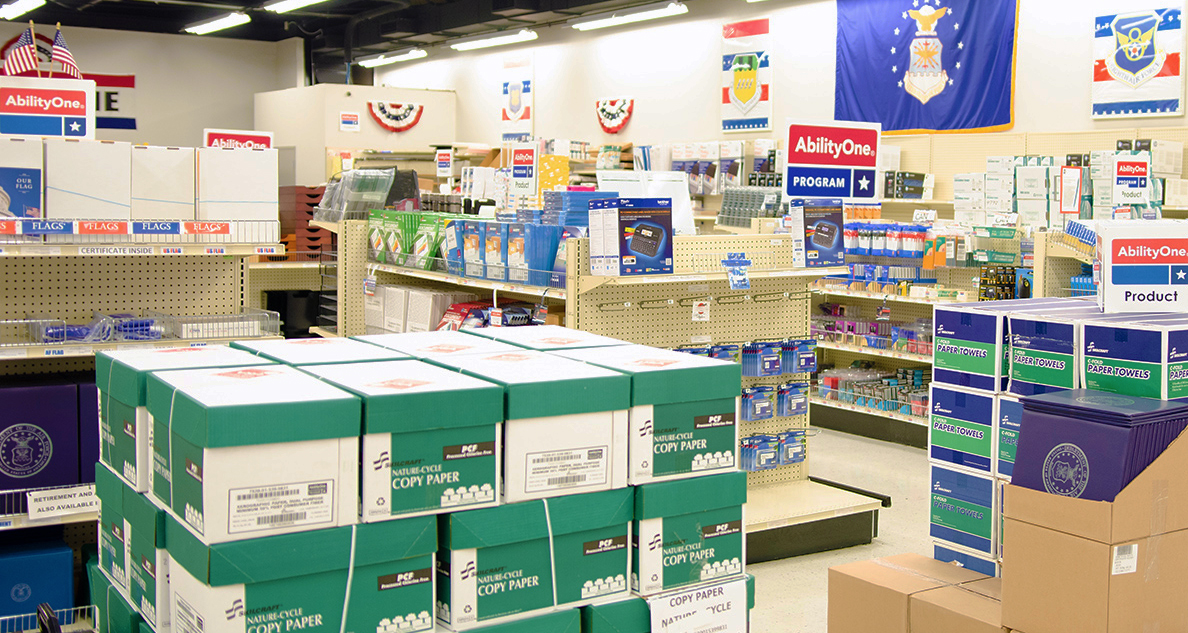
[449,29,537,51]
[184,12,250,35]
[262,0,327,13]
[357,48,427,68]
[570,1,687,31]
[0,0,44,20]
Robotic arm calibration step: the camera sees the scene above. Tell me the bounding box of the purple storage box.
[0,383,79,492]
[78,382,99,484]
[1014,390,1188,502]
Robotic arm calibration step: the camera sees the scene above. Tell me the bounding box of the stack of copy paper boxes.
[93,325,752,633]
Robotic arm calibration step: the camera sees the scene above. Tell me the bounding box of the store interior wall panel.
[929,133,1027,201]
[884,135,932,174]
[1024,129,1139,156]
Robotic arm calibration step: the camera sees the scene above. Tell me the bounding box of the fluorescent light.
[358,48,427,68]
[570,1,687,30]
[184,12,250,35]
[0,0,45,20]
[449,29,537,51]
[262,0,326,13]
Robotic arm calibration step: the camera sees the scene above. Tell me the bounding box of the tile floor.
[749,428,932,633]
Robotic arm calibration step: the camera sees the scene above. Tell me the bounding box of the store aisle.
[749,428,931,633]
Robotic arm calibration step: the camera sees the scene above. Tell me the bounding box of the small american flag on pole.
[3,26,39,77]
[52,24,81,79]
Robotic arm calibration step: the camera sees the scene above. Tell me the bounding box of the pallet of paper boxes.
[832,288,1188,633]
[92,326,754,633]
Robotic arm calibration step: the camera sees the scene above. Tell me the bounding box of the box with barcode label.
[302,359,503,522]
[144,364,360,544]
[555,345,741,485]
[95,347,273,493]
[428,349,629,504]
[632,471,746,596]
[166,513,436,633]
[437,488,632,630]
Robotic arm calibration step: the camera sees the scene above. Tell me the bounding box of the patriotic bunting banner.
[721,18,772,132]
[1092,7,1183,119]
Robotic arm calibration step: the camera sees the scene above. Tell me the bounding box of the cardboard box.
[462,324,631,352]
[1002,428,1188,633]
[437,488,633,630]
[428,350,629,503]
[1008,305,1113,396]
[910,577,1002,633]
[929,384,997,475]
[96,464,132,592]
[1015,198,1049,228]
[123,482,169,632]
[555,345,741,484]
[0,137,43,218]
[89,563,143,633]
[931,464,997,557]
[354,330,523,361]
[145,364,360,544]
[1095,220,1188,313]
[580,575,755,632]
[1080,315,1188,399]
[45,139,132,220]
[167,513,436,633]
[131,146,195,221]
[95,347,273,493]
[196,147,279,221]
[1149,139,1183,178]
[405,289,477,333]
[986,157,1016,174]
[633,471,746,596]
[302,360,503,522]
[229,337,410,366]
[80,381,100,484]
[0,382,79,491]
[996,394,1021,480]
[827,553,985,633]
[465,610,580,633]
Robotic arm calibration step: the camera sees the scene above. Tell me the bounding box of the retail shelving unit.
[0,225,285,536]
[1033,230,1093,299]
[294,219,368,336]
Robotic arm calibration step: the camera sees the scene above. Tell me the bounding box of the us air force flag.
[834,0,1018,132]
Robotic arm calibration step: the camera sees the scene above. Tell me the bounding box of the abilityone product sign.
[785,120,880,201]
[0,77,95,138]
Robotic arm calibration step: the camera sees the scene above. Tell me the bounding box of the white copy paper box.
[0,137,43,218]
[196,147,279,221]
[45,139,131,220]
[132,146,195,221]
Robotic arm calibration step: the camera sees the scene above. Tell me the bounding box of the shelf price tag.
[26,484,97,520]
[648,577,747,633]
[255,246,279,255]
[912,209,937,222]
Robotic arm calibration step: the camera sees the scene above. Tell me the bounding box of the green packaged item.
[124,485,168,631]
[409,213,443,270]
[301,360,503,522]
[369,209,387,263]
[96,463,129,592]
[632,471,747,595]
[89,562,144,633]
[436,488,633,631]
[580,574,755,632]
[167,513,437,633]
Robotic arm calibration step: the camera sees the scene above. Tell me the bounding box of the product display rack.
[293,219,368,336]
[1033,230,1094,299]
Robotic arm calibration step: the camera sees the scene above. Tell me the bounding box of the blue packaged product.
[933,544,998,578]
[997,394,1021,480]
[485,221,509,281]
[929,384,996,475]
[0,541,73,617]
[742,387,774,421]
[778,430,806,465]
[443,218,465,276]
[462,220,485,278]
[742,435,780,471]
[506,222,529,283]
[710,344,741,363]
[776,383,809,417]
[526,223,563,287]
[930,464,996,556]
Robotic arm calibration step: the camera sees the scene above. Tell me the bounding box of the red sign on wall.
[202,128,273,149]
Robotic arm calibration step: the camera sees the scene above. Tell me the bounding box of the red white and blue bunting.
[595,98,634,134]
[368,101,424,132]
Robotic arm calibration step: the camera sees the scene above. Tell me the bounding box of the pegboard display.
[885,135,932,173]
[1035,231,1093,298]
[1024,129,1138,156]
[741,373,810,486]
[246,264,324,309]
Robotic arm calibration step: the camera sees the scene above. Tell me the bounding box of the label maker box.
[145,364,360,544]
[436,488,632,630]
[1095,219,1188,313]
[95,346,273,493]
[633,471,747,596]
[929,384,997,476]
[556,345,741,484]
[591,198,673,277]
[230,337,411,366]
[428,350,629,504]
[167,513,437,633]
[301,360,504,522]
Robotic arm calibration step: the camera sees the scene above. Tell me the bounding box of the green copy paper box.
[89,563,144,633]
[230,338,411,366]
[463,609,580,633]
[436,488,633,631]
[95,346,273,492]
[301,360,504,522]
[428,350,629,504]
[1080,314,1188,400]
[934,298,1087,393]
[97,462,131,593]
[554,345,741,484]
[124,484,169,632]
[354,330,523,361]
[145,364,360,544]
[632,471,747,596]
[461,325,631,352]
[580,575,755,632]
[167,513,437,633]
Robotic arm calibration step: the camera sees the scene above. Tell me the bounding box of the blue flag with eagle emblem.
[835,0,1018,132]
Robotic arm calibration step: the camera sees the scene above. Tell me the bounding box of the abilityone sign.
[0,77,94,138]
[785,120,880,201]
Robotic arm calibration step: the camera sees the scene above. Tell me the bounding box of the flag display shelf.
[0,483,98,532]
[0,219,282,249]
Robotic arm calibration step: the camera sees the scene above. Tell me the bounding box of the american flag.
[52,27,81,79]
[3,27,39,77]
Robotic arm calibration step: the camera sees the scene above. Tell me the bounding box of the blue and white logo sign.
[1042,442,1090,498]
[0,423,52,478]
[785,119,881,201]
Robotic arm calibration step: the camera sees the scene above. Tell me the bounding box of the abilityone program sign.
[0,76,95,139]
[785,120,880,201]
